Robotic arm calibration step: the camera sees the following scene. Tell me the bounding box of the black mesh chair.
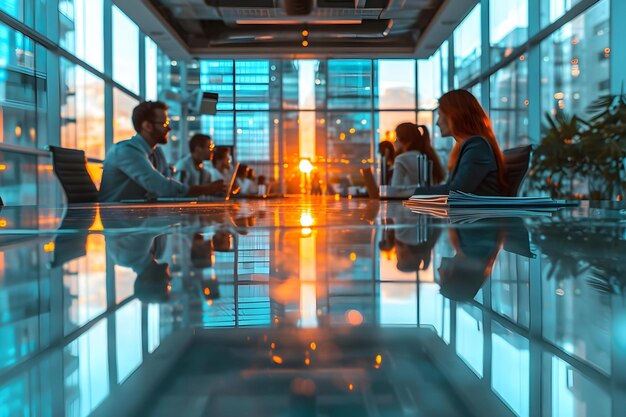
[49,146,98,204]
[503,145,532,196]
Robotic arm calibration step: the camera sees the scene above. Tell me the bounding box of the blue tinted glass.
[327,60,372,109]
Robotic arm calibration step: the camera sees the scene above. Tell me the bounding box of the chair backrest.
[503,145,532,196]
[49,146,98,204]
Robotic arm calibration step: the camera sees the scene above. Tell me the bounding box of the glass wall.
[1,1,171,205]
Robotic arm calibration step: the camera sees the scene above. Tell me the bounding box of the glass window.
[327,60,372,109]
[454,4,481,88]
[60,59,105,159]
[490,54,529,149]
[112,6,139,94]
[235,112,270,161]
[59,0,104,72]
[201,112,234,146]
[113,88,139,143]
[541,0,585,27]
[491,321,530,417]
[1,0,47,34]
[490,0,528,64]
[540,0,609,121]
[200,60,234,110]
[235,60,280,110]
[0,151,37,204]
[0,22,42,149]
[456,304,484,378]
[418,50,442,110]
[375,111,415,142]
[326,111,372,191]
[375,60,415,109]
[145,37,158,101]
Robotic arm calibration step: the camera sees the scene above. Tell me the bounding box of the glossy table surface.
[1,197,625,417]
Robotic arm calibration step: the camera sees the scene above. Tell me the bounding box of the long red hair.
[439,90,507,194]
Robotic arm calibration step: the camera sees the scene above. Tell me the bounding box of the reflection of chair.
[503,145,532,196]
[50,146,98,204]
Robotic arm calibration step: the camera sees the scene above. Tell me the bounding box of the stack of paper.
[406,206,558,223]
[404,190,570,209]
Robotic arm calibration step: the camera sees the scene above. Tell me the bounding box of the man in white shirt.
[175,133,215,186]
[205,146,232,182]
[99,101,225,201]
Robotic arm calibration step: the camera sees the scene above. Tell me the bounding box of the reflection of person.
[106,231,172,303]
[392,123,445,187]
[438,220,507,301]
[414,90,507,196]
[395,226,442,273]
[99,101,224,201]
[175,134,224,195]
[378,140,395,185]
[190,232,214,268]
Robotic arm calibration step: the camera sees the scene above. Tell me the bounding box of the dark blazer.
[414,136,502,196]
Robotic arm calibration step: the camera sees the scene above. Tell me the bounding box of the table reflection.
[0,198,624,417]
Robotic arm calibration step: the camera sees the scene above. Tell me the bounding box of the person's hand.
[204,180,226,195]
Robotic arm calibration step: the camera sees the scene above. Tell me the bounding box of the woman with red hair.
[414,90,507,196]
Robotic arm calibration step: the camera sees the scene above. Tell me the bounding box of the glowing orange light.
[346,309,364,326]
[310,342,317,351]
[349,128,356,134]
[302,29,309,37]
[339,132,346,140]
[349,252,357,262]
[348,384,354,391]
[300,212,314,227]
[299,159,313,174]
[302,40,309,47]
[270,342,276,349]
[207,299,213,306]
[524,100,529,106]
[375,354,382,365]
[204,288,211,296]
[305,358,311,365]
[43,242,55,252]
[272,355,283,364]
[519,55,525,61]
[0,164,6,171]
[274,318,280,324]
[0,219,7,227]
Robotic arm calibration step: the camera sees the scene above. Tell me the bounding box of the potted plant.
[529,94,626,199]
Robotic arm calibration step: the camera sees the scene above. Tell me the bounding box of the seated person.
[378,140,395,185]
[414,90,507,196]
[235,164,257,196]
[175,133,218,187]
[391,123,445,187]
[99,101,224,201]
[205,146,232,182]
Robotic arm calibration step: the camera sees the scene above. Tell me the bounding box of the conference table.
[0,196,624,417]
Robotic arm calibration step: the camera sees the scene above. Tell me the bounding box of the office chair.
[503,145,533,196]
[49,146,99,204]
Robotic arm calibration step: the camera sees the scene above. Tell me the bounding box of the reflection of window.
[454,4,481,88]
[490,0,528,64]
[456,305,484,378]
[376,60,415,109]
[112,6,139,94]
[490,57,529,149]
[58,0,104,72]
[540,0,584,27]
[540,0,609,121]
[327,60,372,109]
[0,23,45,150]
[145,37,158,101]
[418,50,442,110]
[113,88,139,143]
[60,59,105,158]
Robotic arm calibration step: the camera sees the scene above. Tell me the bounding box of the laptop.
[360,167,413,200]
[121,163,240,203]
